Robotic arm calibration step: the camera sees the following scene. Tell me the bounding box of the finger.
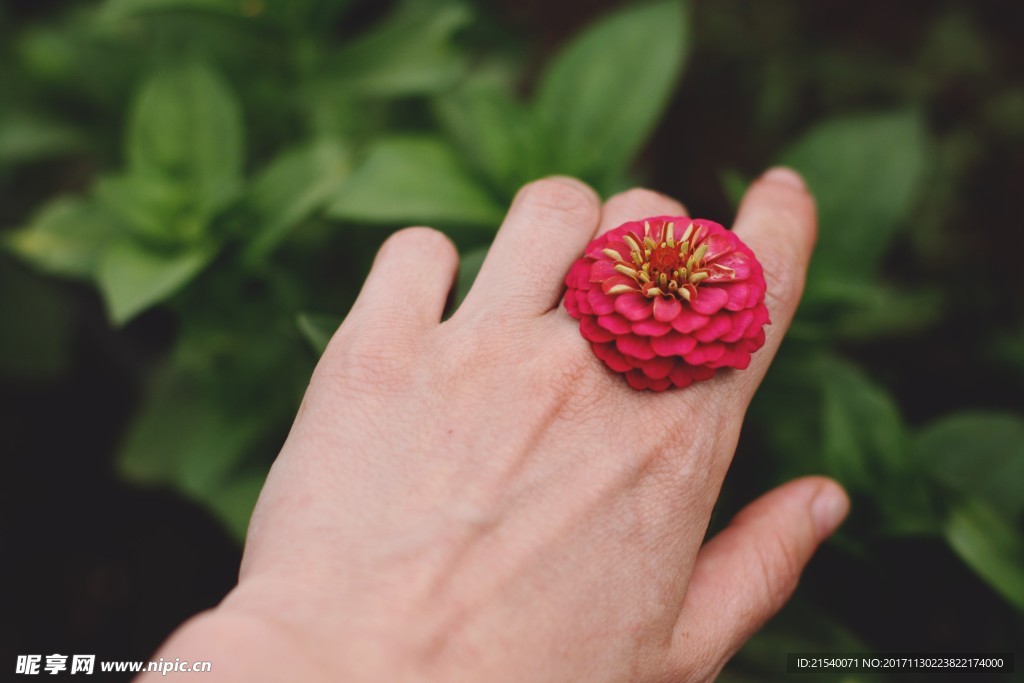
[597,187,687,237]
[733,167,817,352]
[344,226,459,334]
[460,176,601,317]
[664,477,849,680]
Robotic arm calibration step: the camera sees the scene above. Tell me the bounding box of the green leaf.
[718,168,749,210]
[101,0,353,31]
[989,326,1024,379]
[127,61,244,210]
[118,363,268,540]
[326,137,503,227]
[796,280,945,341]
[918,413,1024,519]
[199,471,266,542]
[242,138,352,262]
[820,356,907,490]
[97,240,214,323]
[101,0,247,21]
[0,111,83,167]
[779,110,929,295]
[0,259,72,380]
[731,597,882,683]
[748,346,825,479]
[296,312,342,355]
[95,173,211,246]
[945,498,1024,611]
[265,0,355,33]
[6,197,121,279]
[119,366,259,489]
[325,0,470,97]
[534,0,689,181]
[818,356,938,535]
[434,79,541,198]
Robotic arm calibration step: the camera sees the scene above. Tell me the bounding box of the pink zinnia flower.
[565,216,769,391]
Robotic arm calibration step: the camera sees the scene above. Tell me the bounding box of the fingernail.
[761,166,806,191]
[811,484,850,541]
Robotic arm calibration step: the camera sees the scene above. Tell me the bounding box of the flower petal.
[701,232,733,261]
[566,259,590,288]
[653,296,682,322]
[587,287,616,315]
[579,316,615,343]
[720,309,754,343]
[625,368,671,391]
[724,282,750,311]
[625,370,657,391]
[710,347,751,369]
[693,365,717,381]
[752,303,771,326]
[669,364,697,388]
[638,355,675,380]
[613,292,653,321]
[592,341,631,372]
[602,242,631,261]
[590,258,618,283]
[601,275,638,294]
[684,342,725,365]
[616,333,656,360]
[693,313,733,342]
[631,318,672,336]
[710,251,751,280]
[564,294,579,317]
[650,331,697,357]
[567,215,770,391]
[738,327,766,351]
[575,290,593,315]
[690,286,729,315]
[670,308,710,333]
[597,313,632,335]
[747,284,767,310]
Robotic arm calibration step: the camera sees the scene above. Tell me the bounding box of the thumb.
[664,476,849,680]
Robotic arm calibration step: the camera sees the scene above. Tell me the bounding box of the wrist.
[136,608,332,682]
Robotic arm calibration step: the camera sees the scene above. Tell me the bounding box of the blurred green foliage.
[1,0,1021,677]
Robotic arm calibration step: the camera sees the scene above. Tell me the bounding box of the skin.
[141,168,848,682]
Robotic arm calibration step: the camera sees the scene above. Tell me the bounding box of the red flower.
[565,216,769,391]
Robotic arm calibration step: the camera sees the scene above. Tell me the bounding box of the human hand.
[143,169,848,682]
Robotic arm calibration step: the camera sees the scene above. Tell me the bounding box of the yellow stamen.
[606,284,638,295]
[689,272,709,284]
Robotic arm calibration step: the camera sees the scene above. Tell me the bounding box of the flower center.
[650,245,682,274]
[601,220,735,301]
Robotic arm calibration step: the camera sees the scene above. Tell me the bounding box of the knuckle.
[314,345,409,391]
[610,187,683,214]
[313,322,425,393]
[382,226,457,263]
[758,244,806,313]
[755,526,803,607]
[516,177,598,222]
